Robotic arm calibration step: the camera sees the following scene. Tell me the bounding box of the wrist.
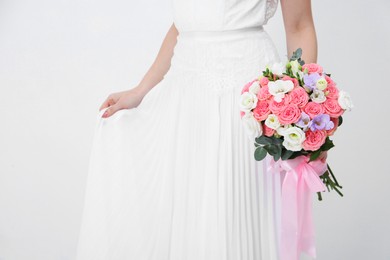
[133,85,149,98]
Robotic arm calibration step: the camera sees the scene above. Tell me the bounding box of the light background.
[0,0,388,259]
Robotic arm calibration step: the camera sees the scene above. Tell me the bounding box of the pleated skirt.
[75,26,282,260]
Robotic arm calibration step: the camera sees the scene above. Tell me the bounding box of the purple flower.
[310,114,334,131]
[303,72,321,91]
[295,112,312,131]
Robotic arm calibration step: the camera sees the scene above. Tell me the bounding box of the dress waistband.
[178,26,265,40]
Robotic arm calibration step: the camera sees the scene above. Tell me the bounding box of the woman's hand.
[99,87,145,118]
[99,24,179,117]
[98,23,178,119]
[318,150,328,163]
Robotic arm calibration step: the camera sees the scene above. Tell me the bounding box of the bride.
[75,0,318,259]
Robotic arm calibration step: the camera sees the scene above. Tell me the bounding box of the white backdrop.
[0,0,388,259]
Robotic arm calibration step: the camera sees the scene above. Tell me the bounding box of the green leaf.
[263,144,279,156]
[338,116,343,126]
[273,145,282,161]
[267,144,282,161]
[285,67,291,76]
[321,138,335,151]
[289,151,305,159]
[272,137,283,145]
[290,48,302,60]
[255,136,273,145]
[295,48,302,58]
[309,150,322,162]
[281,149,294,160]
[254,147,268,161]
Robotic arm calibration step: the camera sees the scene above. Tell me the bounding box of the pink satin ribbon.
[268,155,327,260]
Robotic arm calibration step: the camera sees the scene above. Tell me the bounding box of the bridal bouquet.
[239,48,353,260]
[239,48,353,199]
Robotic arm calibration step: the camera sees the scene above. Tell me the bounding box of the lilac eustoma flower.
[310,114,334,131]
[303,72,321,91]
[295,112,312,131]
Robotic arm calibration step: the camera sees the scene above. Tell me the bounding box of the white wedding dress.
[75,0,283,259]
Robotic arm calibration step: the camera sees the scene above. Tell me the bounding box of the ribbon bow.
[268,155,327,260]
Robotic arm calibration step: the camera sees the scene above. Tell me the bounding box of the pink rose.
[257,85,272,100]
[269,95,292,115]
[323,99,344,117]
[303,102,325,119]
[327,117,339,136]
[241,80,256,94]
[278,104,301,125]
[302,63,323,74]
[325,75,335,87]
[282,76,299,87]
[289,87,309,108]
[302,130,327,151]
[259,77,269,87]
[325,85,339,99]
[263,123,275,137]
[252,100,270,121]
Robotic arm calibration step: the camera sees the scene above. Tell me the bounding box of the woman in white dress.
[75,0,318,259]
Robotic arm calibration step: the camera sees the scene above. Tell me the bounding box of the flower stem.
[317,192,323,201]
[327,163,341,187]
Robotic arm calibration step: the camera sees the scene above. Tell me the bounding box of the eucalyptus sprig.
[254,136,294,161]
[290,47,305,66]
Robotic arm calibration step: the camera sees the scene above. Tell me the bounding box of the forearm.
[285,24,317,64]
[281,0,317,64]
[134,23,178,97]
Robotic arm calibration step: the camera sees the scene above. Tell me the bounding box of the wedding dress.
[75,0,282,259]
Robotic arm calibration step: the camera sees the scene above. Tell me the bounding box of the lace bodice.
[172,0,278,32]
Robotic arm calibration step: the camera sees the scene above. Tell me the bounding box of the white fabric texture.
[172,0,278,32]
[75,0,283,259]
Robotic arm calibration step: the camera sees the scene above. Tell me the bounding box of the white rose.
[283,140,303,152]
[290,60,301,75]
[276,124,292,136]
[310,89,326,103]
[268,80,294,102]
[271,62,286,76]
[316,77,328,90]
[338,90,354,111]
[248,81,261,95]
[240,91,258,112]
[241,112,262,139]
[282,126,306,151]
[265,114,281,130]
